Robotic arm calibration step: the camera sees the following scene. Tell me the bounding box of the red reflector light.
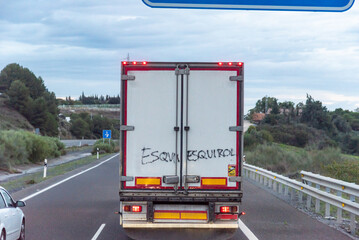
[133,61,137,65]
[132,205,142,212]
[123,205,131,212]
[220,206,231,213]
[142,61,147,65]
[218,62,223,66]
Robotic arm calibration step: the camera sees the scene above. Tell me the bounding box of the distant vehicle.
[0,187,26,240]
[119,62,244,239]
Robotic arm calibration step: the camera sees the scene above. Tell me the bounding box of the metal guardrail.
[243,163,359,236]
[301,170,359,202]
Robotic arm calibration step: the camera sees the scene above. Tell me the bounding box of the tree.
[7,80,31,117]
[254,96,279,114]
[1,63,59,136]
[30,97,47,131]
[301,94,332,131]
[70,118,91,138]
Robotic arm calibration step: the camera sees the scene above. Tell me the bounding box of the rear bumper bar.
[123,221,239,229]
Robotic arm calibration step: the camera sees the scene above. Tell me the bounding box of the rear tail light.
[122,61,127,65]
[142,61,147,65]
[123,205,142,213]
[220,206,231,213]
[238,62,243,66]
[132,61,137,65]
[220,206,238,213]
[132,205,142,212]
[218,62,223,66]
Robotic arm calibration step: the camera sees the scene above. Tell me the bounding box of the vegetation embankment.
[91,139,119,155]
[0,130,65,172]
[245,95,359,184]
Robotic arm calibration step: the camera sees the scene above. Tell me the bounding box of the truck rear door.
[120,62,243,192]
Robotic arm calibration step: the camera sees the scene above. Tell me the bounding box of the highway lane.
[12,154,128,240]
[10,154,354,240]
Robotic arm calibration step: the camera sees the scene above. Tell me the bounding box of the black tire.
[18,220,25,240]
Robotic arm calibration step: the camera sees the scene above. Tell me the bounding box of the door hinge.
[120,125,135,131]
[229,126,243,132]
[121,75,135,81]
[120,176,134,182]
[229,76,243,82]
[229,177,242,182]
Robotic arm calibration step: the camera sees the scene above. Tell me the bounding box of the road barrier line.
[238,219,259,240]
[21,153,119,202]
[91,224,106,240]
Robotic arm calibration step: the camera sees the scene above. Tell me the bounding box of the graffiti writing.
[141,147,236,165]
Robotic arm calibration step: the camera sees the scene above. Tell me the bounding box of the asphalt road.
[11,154,353,240]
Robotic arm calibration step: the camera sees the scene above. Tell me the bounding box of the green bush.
[0,130,65,171]
[91,139,117,155]
[244,127,273,149]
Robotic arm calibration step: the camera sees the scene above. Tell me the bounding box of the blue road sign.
[103,130,112,139]
[142,0,354,12]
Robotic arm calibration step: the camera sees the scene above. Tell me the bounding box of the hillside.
[0,95,35,131]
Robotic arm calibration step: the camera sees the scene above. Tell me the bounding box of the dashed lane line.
[91,224,106,240]
[238,219,259,240]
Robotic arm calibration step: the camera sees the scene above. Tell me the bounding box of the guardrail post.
[315,184,321,213]
[273,180,277,192]
[291,188,296,201]
[350,213,356,235]
[325,187,330,218]
[306,182,312,209]
[337,190,343,223]
[284,186,289,196]
[298,191,303,204]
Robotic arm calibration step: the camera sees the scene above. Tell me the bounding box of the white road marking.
[238,219,259,240]
[91,224,106,240]
[21,153,119,202]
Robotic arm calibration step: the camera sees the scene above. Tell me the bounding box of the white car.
[0,187,25,240]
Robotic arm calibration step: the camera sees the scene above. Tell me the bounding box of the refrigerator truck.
[119,61,244,239]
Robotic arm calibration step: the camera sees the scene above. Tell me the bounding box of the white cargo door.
[183,70,240,190]
[123,69,179,190]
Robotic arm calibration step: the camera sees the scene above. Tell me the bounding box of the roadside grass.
[65,145,93,153]
[2,153,111,193]
[245,142,359,184]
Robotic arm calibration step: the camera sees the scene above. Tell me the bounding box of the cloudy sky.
[1,0,359,113]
